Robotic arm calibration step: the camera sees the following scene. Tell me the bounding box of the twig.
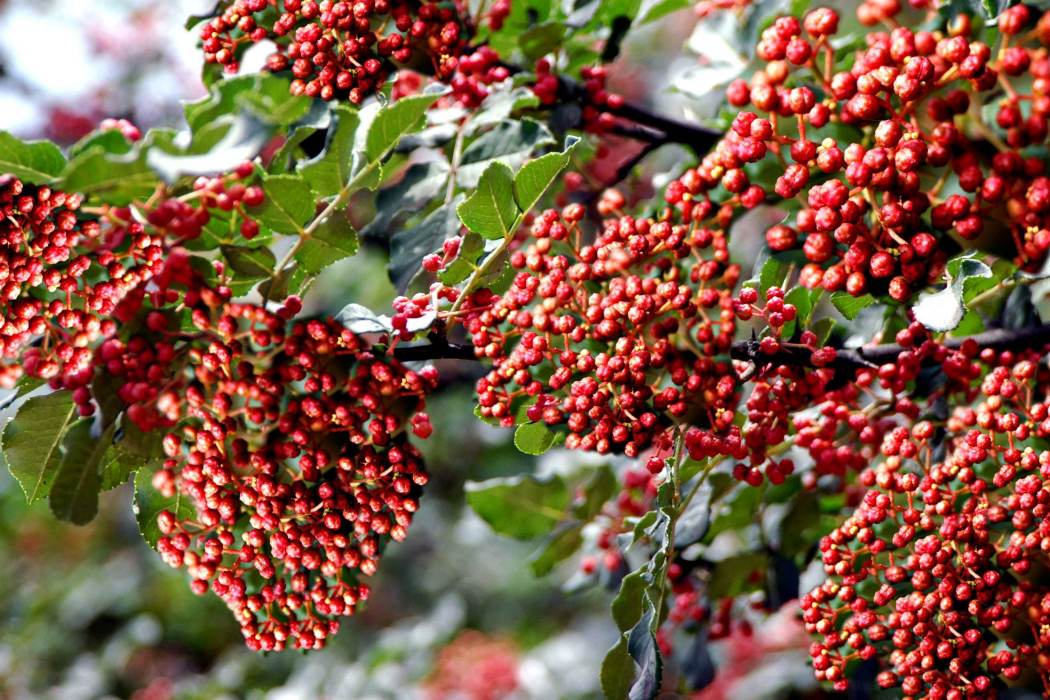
[390,323,1050,372]
[731,323,1050,374]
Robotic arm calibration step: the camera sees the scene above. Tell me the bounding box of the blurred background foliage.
[0,1,826,698]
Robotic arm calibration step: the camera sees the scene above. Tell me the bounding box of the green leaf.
[296,209,359,274]
[362,160,450,238]
[335,303,393,334]
[529,521,584,575]
[830,292,877,321]
[611,568,648,631]
[601,637,636,700]
[101,451,146,491]
[238,75,313,126]
[469,87,541,132]
[519,22,566,60]
[60,147,157,206]
[146,113,271,183]
[2,391,77,504]
[575,464,618,520]
[221,244,278,278]
[458,119,556,187]
[437,230,486,285]
[388,198,463,292]
[812,317,836,346]
[513,420,558,455]
[637,0,691,24]
[134,466,195,549]
[757,255,790,294]
[465,474,569,539]
[69,129,134,159]
[708,552,767,598]
[514,136,580,214]
[248,174,315,235]
[184,74,304,132]
[459,162,519,241]
[0,132,67,183]
[914,255,993,332]
[626,609,663,700]
[781,286,819,339]
[298,106,360,197]
[101,418,164,491]
[365,92,444,162]
[49,420,116,525]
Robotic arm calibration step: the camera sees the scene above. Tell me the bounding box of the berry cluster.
[531,61,625,134]
[670,4,1050,303]
[199,0,473,103]
[152,303,437,650]
[0,176,156,396]
[804,342,1050,695]
[464,199,742,457]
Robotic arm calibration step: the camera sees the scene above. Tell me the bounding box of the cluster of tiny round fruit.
[803,342,1050,696]
[0,176,160,396]
[674,3,1050,303]
[198,0,473,103]
[531,61,626,134]
[463,198,742,457]
[15,163,268,417]
[151,302,438,651]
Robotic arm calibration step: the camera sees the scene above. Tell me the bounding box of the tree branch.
[392,340,477,362]
[732,324,1050,374]
[498,60,722,153]
[392,324,1050,371]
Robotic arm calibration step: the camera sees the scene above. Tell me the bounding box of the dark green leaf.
[514,136,580,214]
[831,292,877,321]
[248,174,315,235]
[238,76,312,126]
[388,198,462,291]
[184,74,304,132]
[335,303,393,334]
[458,119,556,187]
[298,105,360,197]
[513,420,558,455]
[362,160,450,239]
[458,162,519,241]
[296,209,359,274]
[708,552,767,598]
[134,465,195,549]
[147,113,271,182]
[519,22,566,60]
[49,420,115,525]
[365,92,444,162]
[101,451,148,491]
[675,485,712,547]
[221,244,278,278]
[465,474,569,539]
[611,568,648,631]
[757,255,790,294]
[0,131,67,183]
[529,521,584,575]
[2,391,77,504]
[60,147,157,206]
[70,129,134,159]
[627,608,663,700]
[437,230,486,285]
[101,418,165,491]
[782,285,819,339]
[575,464,618,520]
[601,637,636,700]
